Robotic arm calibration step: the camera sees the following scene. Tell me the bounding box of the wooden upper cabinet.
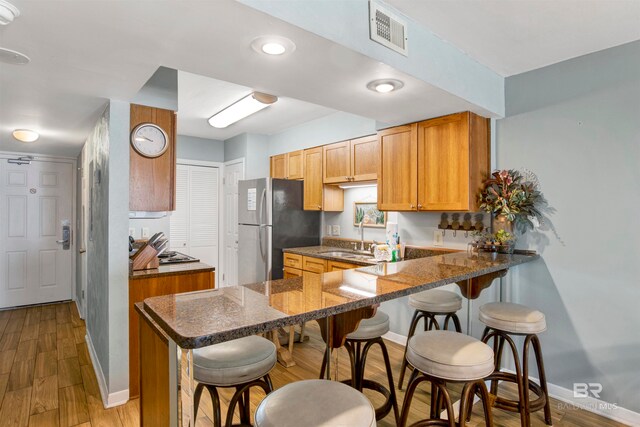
[270,154,287,179]
[417,112,489,211]
[350,135,379,181]
[303,147,324,210]
[377,123,418,211]
[129,104,176,212]
[303,146,344,211]
[323,141,351,184]
[287,150,304,180]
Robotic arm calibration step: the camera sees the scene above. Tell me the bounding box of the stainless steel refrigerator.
[238,178,320,284]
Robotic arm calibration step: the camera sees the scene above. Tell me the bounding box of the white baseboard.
[502,369,639,426]
[382,332,639,426]
[74,299,84,320]
[85,332,129,408]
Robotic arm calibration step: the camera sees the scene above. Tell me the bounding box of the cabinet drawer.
[283,253,303,269]
[283,266,302,278]
[302,256,327,273]
[327,260,360,272]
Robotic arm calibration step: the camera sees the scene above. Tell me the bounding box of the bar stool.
[400,330,495,427]
[194,335,277,427]
[398,289,463,389]
[319,310,400,424]
[255,379,376,427]
[479,302,552,426]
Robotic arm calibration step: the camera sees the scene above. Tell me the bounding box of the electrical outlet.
[332,225,341,236]
[326,225,332,236]
[128,228,136,238]
[433,230,444,246]
[142,227,150,239]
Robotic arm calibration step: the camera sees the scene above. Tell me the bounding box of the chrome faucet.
[358,221,365,252]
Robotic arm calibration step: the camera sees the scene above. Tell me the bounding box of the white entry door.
[170,163,220,285]
[223,160,244,287]
[0,158,74,308]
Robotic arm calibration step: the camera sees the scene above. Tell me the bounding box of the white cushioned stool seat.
[194,335,276,386]
[409,289,462,313]
[255,379,376,427]
[407,330,494,381]
[479,302,546,334]
[346,310,389,340]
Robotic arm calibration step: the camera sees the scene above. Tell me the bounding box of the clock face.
[131,123,168,158]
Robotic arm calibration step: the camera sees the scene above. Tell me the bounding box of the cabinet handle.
[317,205,322,210]
[410,204,415,209]
[345,176,350,181]
[350,176,355,181]
[417,204,423,209]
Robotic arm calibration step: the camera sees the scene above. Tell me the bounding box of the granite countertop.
[140,251,538,349]
[129,262,214,280]
[283,243,459,266]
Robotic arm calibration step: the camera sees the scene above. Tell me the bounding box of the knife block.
[130,242,159,271]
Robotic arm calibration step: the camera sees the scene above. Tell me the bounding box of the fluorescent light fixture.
[251,35,296,56]
[208,92,278,129]
[366,78,404,93]
[12,129,39,143]
[339,285,377,298]
[338,181,377,189]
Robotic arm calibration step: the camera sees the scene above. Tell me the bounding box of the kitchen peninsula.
[135,251,537,426]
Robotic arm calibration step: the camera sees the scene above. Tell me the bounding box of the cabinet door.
[327,260,359,272]
[377,123,418,211]
[303,147,324,210]
[287,150,304,180]
[284,267,303,278]
[302,256,327,273]
[323,140,351,184]
[270,154,287,179]
[417,113,470,211]
[350,135,379,182]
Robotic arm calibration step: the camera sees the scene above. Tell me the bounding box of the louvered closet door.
[170,164,219,275]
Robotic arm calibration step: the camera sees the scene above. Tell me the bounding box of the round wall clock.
[130,123,169,158]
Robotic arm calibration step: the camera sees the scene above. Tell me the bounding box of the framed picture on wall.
[353,202,386,228]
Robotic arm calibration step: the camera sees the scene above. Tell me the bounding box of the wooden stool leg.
[476,379,495,427]
[376,338,401,425]
[398,310,422,389]
[532,335,553,425]
[399,372,429,427]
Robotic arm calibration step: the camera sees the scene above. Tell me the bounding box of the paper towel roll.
[386,222,398,248]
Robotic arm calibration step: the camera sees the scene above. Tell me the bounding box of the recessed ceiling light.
[0,47,30,65]
[251,36,296,56]
[0,0,20,26]
[366,79,404,93]
[208,92,278,129]
[12,129,39,143]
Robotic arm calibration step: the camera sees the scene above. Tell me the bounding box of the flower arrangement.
[478,169,549,234]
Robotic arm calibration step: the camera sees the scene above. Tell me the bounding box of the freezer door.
[238,178,271,226]
[238,224,272,285]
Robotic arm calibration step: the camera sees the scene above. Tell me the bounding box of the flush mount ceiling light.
[208,92,278,129]
[366,79,404,93]
[250,35,296,56]
[0,47,30,65]
[12,129,39,143]
[0,0,20,25]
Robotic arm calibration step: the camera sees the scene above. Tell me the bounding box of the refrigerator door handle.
[258,188,267,226]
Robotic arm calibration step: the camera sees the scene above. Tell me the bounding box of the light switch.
[332,225,341,236]
[142,227,150,239]
[433,230,444,246]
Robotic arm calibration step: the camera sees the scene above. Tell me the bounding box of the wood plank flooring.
[0,302,626,426]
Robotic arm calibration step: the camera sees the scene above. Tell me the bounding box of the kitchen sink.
[319,251,376,261]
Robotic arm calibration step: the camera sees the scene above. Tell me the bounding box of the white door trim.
[0,151,77,307]
[223,158,245,287]
[176,158,223,287]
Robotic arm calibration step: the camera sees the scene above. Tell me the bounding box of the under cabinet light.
[208,92,278,129]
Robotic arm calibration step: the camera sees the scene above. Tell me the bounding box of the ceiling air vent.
[369,1,408,56]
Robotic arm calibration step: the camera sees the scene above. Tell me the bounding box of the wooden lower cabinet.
[129,268,215,398]
[138,311,170,427]
[283,253,303,270]
[284,266,302,278]
[302,256,327,273]
[327,260,360,271]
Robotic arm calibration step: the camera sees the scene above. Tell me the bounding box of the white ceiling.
[177,71,335,140]
[387,0,640,76]
[0,0,481,157]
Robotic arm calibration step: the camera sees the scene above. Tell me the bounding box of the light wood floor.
[0,302,626,427]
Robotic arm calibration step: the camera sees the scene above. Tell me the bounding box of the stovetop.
[158,251,200,265]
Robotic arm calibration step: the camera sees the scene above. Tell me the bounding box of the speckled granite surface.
[129,262,214,279]
[283,246,378,266]
[141,251,539,349]
[320,237,460,260]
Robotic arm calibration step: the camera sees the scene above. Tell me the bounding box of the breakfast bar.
[136,251,538,427]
